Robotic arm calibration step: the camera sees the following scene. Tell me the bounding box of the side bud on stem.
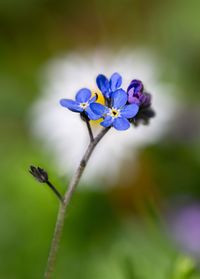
[29,166,64,204]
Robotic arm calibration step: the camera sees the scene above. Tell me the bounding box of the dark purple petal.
[90,103,108,116]
[113,117,130,131]
[96,74,110,95]
[127,88,138,102]
[109,72,122,91]
[127,79,143,94]
[75,88,91,103]
[100,116,113,127]
[120,104,139,118]
[111,89,127,109]
[127,94,140,104]
[85,106,101,120]
[60,99,83,112]
[141,93,152,107]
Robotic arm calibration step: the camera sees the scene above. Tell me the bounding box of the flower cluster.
[60,73,154,130]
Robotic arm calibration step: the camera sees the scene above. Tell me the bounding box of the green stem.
[44,127,110,279]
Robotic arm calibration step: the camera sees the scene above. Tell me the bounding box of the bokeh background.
[1,0,200,278]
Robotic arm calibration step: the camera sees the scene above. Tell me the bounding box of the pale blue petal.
[90,103,108,116]
[100,116,113,127]
[113,117,130,130]
[85,107,101,120]
[60,99,83,112]
[120,104,139,118]
[75,88,91,103]
[109,72,122,91]
[96,74,110,95]
[111,89,127,109]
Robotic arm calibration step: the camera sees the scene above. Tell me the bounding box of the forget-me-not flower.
[31,50,176,183]
[90,89,139,130]
[96,72,122,99]
[60,88,100,120]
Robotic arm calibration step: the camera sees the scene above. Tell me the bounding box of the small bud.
[140,92,152,108]
[127,79,144,94]
[29,165,48,183]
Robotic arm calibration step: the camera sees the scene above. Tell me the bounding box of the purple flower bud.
[127,79,154,126]
[140,92,152,108]
[128,96,141,105]
[127,80,145,106]
[127,80,151,108]
[127,79,143,94]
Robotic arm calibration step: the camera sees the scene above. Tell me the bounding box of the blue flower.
[96,72,122,99]
[90,89,139,131]
[60,88,100,120]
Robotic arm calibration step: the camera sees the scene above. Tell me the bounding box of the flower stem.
[44,127,110,279]
[85,119,94,142]
[46,181,64,204]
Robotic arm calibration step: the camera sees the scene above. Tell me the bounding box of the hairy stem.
[44,127,110,279]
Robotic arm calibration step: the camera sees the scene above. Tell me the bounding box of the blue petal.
[85,107,101,120]
[100,116,113,127]
[111,89,127,109]
[105,91,111,99]
[113,117,130,130]
[109,72,122,91]
[60,99,83,112]
[88,94,97,104]
[75,88,91,103]
[96,74,110,95]
[90,103,108,116]
[120,104,139,118]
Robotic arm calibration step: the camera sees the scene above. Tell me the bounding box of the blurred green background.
[1,0,200,278]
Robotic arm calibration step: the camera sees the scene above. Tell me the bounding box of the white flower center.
[109,108,120,118]
[80,102,88,109]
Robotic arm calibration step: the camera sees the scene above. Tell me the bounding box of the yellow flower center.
[80,102,88,109]
[109,108,120,118]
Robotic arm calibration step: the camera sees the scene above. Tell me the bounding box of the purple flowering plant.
[29,72,154,279]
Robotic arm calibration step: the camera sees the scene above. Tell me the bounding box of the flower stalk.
[46,181,64,204]
[44,126,110,279]
[85,118,94,142]
[29,72,154,278]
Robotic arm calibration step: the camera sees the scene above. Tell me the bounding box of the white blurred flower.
[30,49,177,186]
